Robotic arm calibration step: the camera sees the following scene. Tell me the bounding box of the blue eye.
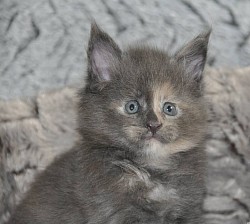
[125,100,139,114]
[163,102,177,116]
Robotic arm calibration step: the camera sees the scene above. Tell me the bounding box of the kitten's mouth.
[142,133,167,143]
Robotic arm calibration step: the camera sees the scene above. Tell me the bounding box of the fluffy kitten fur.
[7,24,210,224]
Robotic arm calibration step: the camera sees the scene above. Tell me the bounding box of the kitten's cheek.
[161,127,179,143]
[123,127,134,139]
[167,132,179,142]
[123,127,144,142]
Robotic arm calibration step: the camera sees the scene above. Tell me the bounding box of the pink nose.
[146,122,162,134]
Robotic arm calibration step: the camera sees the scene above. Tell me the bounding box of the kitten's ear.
[174,30,211,82]
[87,23,122,90]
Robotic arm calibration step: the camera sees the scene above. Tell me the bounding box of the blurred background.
[0,0,250,100]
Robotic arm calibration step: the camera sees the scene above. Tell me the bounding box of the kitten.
[7,24,210,224]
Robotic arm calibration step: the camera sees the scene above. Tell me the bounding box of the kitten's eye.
[125,100,139,114]
[163,102,177,116]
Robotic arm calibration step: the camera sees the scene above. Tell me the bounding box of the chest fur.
[114,161,180,215]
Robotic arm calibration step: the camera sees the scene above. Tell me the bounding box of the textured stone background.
[0,0,250,100]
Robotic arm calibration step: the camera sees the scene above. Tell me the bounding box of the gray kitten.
[7,24,210,224]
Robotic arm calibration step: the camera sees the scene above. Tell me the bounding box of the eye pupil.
[130,104,135,111]
[167,105,172,112]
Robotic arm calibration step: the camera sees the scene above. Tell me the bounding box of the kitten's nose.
[146,121,162,135]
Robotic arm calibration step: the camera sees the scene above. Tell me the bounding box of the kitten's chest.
[144,179,181,217]
[115,161,180,215]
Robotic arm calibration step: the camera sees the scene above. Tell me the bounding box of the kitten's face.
[79,24,209,161]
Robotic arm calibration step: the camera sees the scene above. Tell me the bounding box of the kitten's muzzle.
[142,132,167,144]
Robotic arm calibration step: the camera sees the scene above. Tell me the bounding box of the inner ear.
[91,43,119,82]
[174,30,211,83]
[87,23,122,87]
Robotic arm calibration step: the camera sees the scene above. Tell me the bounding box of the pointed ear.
[87,23,122,90]
[174,29,211,82]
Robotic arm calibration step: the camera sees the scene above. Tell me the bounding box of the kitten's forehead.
[121,48,183,88]
[112,47,192,100]
[152,82,175,102]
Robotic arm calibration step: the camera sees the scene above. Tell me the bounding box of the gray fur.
[7,24,210,224]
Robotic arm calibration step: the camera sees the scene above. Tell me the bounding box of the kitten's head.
[78,23,210,162]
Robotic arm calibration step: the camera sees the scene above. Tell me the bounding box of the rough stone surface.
[1,0,250,100]
[0,68,250,224]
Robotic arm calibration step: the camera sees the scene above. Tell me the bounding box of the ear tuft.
[87,23,121,86]
[175,29,211,82]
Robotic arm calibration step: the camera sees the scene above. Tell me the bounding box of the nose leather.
[146,122,162,135]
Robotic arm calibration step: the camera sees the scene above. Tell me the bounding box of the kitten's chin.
[143,139,168,158]
[141,137,200,168]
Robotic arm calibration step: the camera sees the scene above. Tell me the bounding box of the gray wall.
[1,0,250,99]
